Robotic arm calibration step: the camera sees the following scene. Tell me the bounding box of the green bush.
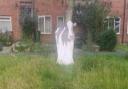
[0,32,13,46]
[0,42,3,51]
[15,41,34,52]
[97,29,117,51]
[15,44,29,52]
[20,14,38,41]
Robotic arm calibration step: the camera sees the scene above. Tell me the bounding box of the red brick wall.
[35,0,67,43]
[102,0,124,43]
[76,0,127,43]
[124,0,128,43]
[0,0,21,41]
[0,0,67,43]
[1,0,128,43]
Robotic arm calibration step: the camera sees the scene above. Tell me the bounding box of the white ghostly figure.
[55,20,75,65]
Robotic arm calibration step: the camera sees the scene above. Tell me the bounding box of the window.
[38,16,52,34]
[103,1,112,8]
[20,1,32,16]
[114,17,120,34]
[104,17,121,34]
[0,16,12,33]
[20,6,32,17]
[20,2,33,23]
[57,16,64,27]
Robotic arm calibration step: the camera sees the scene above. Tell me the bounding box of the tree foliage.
[20,11,38,41]
[73,0,109,43]
[97,29,117,51]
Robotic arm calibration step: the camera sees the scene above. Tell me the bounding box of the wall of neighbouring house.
[102,0,128,43]
[0,0,67,43]
[0,0,21,41]
[0,0,128,43]
[35,0,67,43]
[124,0,128,43]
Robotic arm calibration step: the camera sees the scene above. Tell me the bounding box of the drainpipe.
[122,0,126,43]
[32,0,35,16]
[32,0,37,42]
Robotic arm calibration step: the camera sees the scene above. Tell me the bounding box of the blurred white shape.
[55,20,75,65]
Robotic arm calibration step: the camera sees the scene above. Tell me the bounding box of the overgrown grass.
[0,54,128,89]
[116,44,128,52]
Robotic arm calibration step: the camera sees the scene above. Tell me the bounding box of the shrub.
[0,32,13,46]
[14,40,34,52]
[20,13,38,41]
[0,42,3,51]
[97,29,117,51]
[22,17,35,39]
[15,44,29,52]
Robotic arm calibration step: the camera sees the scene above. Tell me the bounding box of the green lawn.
[0,53,128,89]
[116,44,128,52]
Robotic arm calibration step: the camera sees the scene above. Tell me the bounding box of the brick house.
[76,0,128,43]
[0,0,67,43]
[0,0,128,43]
[102,0,128,43]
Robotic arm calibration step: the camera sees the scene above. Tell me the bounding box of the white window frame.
[0,16,12,32]
[105,16,121,34]
[57,16,64,27]
[38,15,52,34]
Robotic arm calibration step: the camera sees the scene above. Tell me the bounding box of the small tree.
[19,1,38,42]
[73,0,110,50]
[21,13,38,41]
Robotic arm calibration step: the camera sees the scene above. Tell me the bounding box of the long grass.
[116,44,128,52]
[0,53,128,89]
